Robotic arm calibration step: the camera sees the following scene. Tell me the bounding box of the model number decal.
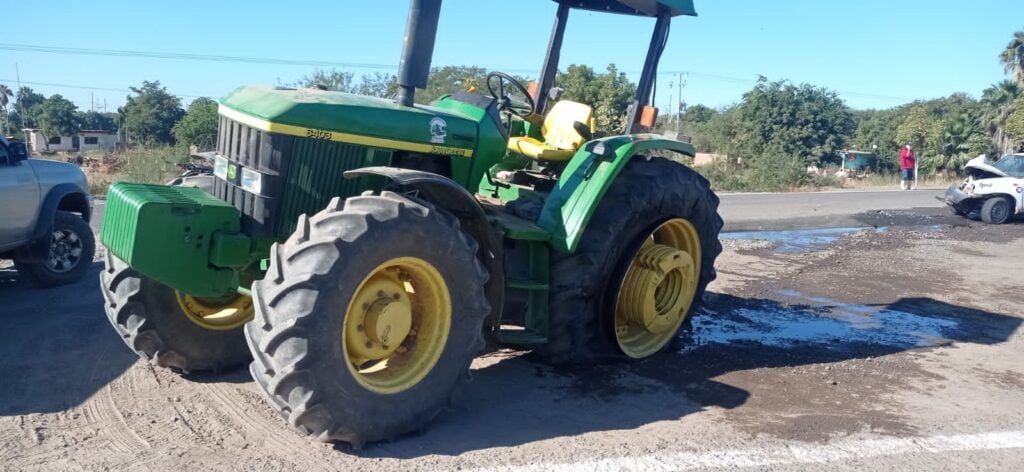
[305,128,333,140]
[429,145,468,156]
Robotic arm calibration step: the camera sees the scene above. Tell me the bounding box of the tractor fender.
[344,166,505,327]
[537,134,696,253]
[20,183,92,262]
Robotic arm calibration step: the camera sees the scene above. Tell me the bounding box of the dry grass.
[55,147,185,196]
[842,173,959,189]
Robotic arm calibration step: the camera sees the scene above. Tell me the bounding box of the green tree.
[357,72,398,98]
[682,104,718,124]
[0,85,12,135]
[120,81,185,145]
[980,80,1021,154]
[172,97,219,150]
[557,64,636,133]
[294,69,356,92]
[732,78,855,165]
[896,95,991,173]
[11,86,45,129]
[999,30,1024,84]
[418,66,489,104]
[926,111,989,172]
[852,108,905,171]
[1005,97,1024,152]
[36,94,80,150]
[895,105,931,151]
[77,111,117,131]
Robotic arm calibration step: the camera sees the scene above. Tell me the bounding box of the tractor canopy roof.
[556,0,696,17]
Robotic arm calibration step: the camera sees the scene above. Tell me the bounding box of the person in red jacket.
[899,144,916,190]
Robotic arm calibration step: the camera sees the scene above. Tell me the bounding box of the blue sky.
[1,0,1020,114]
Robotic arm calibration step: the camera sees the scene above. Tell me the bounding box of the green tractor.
[100,0,721,446]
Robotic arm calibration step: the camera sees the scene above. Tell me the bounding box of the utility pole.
[15,62,25,134]
[675,72,686,132]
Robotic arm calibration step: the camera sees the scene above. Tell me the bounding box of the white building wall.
[79,133,118,151]
[25,131,73,152]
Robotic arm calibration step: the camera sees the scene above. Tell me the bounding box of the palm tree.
[1000,30,1024,85]
[981,80,1021,154]
[0,85,11,136]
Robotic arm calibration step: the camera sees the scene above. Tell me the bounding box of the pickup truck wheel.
[980,197,1011,224]
[14,211,96,287]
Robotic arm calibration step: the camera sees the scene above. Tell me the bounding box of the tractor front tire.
[100,252,252,373]
[534,156,723,365]
[246,192,489,446]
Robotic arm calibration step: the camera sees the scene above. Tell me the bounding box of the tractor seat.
[507,100,594,162]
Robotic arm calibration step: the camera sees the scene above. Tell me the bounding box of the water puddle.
[685,290,959,352]
[720,227,871,253]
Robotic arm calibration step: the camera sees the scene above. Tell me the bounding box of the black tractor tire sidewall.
[100,252,251,373]
[981,197,1011,224]
[247,192,489,444]
[15,211,96,287]
[536,156,723,364]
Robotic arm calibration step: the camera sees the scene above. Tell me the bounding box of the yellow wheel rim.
[614,218,702,358]
[174,292,254,331]
[342,257,452,395]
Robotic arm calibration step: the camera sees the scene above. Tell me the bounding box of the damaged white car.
[942,153,1024,224]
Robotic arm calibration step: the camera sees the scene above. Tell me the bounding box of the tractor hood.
[963,155,1008,178]
[219,85,477,157]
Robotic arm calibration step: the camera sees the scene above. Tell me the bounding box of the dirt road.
[2,203,1023,471]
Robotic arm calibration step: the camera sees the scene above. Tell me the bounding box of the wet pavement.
[720,227,877,253]
[687,290,960,353]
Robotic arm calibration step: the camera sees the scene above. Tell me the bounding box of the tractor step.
[494,327,547,345]
[505,278,548,290]
[481,205,552,346]
[484,207,550,241]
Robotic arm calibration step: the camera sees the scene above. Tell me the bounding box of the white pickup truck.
[0,136,95,286]
[942,154,1024,225]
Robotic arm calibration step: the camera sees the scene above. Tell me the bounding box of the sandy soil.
[1,210,1022,471]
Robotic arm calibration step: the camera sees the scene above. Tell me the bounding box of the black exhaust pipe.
[396,0,442,107]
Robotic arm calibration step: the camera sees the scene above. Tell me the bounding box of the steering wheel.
[485,72,536,118]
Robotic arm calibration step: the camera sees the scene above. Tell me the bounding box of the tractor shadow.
[0,261,139,416]
[352,292,1020,458]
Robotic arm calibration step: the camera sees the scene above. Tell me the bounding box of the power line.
[0,43,401,71]
[2,40,916,104]
[0,78,208,99]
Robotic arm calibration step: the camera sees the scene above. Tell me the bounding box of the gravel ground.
[1,210,1022,471]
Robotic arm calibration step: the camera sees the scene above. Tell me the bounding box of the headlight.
[241,167,263,194]
[213,155,228,179]
[965,184,975,194]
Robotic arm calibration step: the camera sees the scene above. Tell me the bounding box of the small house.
[22,128,119,153]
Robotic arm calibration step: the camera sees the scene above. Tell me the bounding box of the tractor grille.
[213,115,392,238]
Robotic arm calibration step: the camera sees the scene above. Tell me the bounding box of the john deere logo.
[227,164,237,180]
[429,117,447,144]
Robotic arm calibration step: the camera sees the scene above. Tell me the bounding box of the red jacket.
[899,148,916,170]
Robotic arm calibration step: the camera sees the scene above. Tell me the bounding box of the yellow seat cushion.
[507,136,576,162]
[542,100,593,151]
[506,100,594,162]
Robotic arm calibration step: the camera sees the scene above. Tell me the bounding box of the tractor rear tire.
[534,156,723,365]
[246,192,489,446]
[100,251,252,373]
[980,197,1011,224]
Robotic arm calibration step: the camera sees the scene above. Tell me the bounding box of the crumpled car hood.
[963,155,1008,178]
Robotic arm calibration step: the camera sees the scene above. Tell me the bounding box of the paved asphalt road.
[91,188,948,235]
[716,188,946,231]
